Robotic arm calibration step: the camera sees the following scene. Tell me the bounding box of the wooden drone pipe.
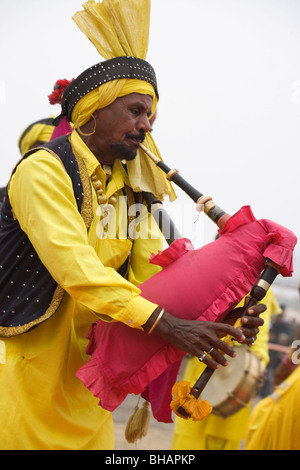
[140,143,230,230]
[142,191,182,245]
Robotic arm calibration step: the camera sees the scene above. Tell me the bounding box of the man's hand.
[224,297,266,345]
[143,300,265,370]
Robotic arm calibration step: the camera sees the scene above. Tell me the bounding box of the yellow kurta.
[0,131,163,450]
[172,289,281,451]
[245,365,300,450]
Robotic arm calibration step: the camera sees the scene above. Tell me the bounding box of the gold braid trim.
[69,136,93,229]
[0,285,65,337]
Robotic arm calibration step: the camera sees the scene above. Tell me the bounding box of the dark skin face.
[79,93,153,165]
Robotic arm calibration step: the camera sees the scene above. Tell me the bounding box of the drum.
[200,345,263,418]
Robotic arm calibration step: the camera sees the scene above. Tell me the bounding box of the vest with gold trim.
[0,135,93,337]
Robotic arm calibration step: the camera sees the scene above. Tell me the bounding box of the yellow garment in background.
[172,289,281,450]
[245,365,300,450]
[0,130,163,450]
[19,123,54,155]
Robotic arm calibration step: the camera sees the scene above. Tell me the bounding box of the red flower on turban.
[48,79,74,105]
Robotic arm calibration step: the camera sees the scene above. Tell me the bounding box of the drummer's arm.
[273,327,300,387]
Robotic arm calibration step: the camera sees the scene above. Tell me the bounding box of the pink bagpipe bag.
[76,206,297,422]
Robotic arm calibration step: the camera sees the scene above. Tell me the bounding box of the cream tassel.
[124,396,151,444]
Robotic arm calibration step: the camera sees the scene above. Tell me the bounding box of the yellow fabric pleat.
[245,366,300,450]
[0,340,6,364]
[73,0,151,60]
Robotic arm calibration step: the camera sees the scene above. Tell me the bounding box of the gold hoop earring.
[76,114,97,137]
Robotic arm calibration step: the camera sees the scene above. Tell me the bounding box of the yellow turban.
[18,119,55,156]
[67,0,176,201]
[71,79,157,129]
[71,0,158,126]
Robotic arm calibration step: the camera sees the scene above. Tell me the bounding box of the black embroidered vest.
[0,136,93,337]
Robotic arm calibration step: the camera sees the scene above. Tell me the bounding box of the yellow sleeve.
[9,150,158,329]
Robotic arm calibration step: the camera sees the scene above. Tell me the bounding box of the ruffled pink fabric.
[149,239,194,267]
[76,206,297,423]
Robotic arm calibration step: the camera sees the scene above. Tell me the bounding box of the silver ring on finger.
[207,347,214,354]
[198,353,207,362]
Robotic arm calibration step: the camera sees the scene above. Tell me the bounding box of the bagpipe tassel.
[170,380,213,421]
[125,397,151,444]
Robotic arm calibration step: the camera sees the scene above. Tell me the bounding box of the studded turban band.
[61,56,159,124]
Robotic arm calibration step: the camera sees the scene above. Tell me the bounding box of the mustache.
[125,132,146,143]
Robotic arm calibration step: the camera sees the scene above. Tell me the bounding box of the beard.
[109,132,146,162]
[109,143,138,161]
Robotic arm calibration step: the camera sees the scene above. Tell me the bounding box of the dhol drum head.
[200,345,263,418]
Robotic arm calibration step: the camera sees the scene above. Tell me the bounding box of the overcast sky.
[0,0,299,281]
